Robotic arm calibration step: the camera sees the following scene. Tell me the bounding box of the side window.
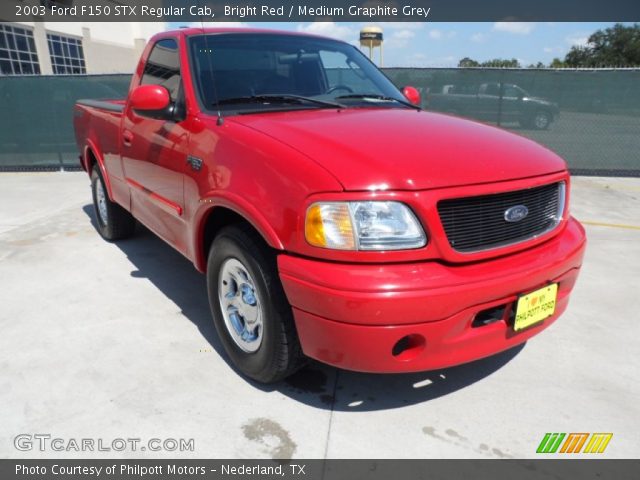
[503,86,520,98]
[319,50,346,89]
[484,83,500,96]
[141,39,181,102]
[319,50,377,93]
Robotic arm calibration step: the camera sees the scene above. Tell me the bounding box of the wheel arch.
[194,198,285,273]
[84,142,114,200]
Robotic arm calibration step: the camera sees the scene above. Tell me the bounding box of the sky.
[168,21,622,67]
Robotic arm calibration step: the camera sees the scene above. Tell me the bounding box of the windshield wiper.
[216,94,344,109]
[335,93,421,110]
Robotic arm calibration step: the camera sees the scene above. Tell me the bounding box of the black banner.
[2,460,640,480]
[1,0,640,22]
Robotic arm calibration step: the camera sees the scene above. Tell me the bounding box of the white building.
[1,18,165,75]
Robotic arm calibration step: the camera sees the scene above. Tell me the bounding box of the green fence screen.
[0,69,639,175]
[384,68,640,176]
[0,74,131,170]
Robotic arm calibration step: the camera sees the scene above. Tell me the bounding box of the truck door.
[476,83,501,122]
[501,84,524,123]
[121,38,190,253]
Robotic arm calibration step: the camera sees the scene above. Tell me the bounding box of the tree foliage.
[458,23,639,69]
[458,57,520,68]
[482,58,521,68]
[564,23,640,67]
[458,57,479,67]
[549,58,567,69]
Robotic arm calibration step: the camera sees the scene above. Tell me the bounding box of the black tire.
[531,110,551,130]
[90,168,136,241]
[206,224,305,383]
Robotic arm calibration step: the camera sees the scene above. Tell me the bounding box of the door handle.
[122,130,133,147]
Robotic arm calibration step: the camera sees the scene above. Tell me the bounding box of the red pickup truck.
[74,28,586,383]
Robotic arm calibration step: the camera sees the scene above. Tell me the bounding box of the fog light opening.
[472,305,507,328]
[392,334,426,361]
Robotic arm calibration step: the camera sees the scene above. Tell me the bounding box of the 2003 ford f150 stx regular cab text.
[74,29,586,383]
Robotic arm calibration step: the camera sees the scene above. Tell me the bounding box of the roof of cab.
[152,27,335,42]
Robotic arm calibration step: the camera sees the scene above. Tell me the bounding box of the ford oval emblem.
[504,205,529,222]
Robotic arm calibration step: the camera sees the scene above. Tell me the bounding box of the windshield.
[188,33,407,112]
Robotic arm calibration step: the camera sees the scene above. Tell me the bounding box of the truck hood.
[231,108,566,191]
[525,96,558,107]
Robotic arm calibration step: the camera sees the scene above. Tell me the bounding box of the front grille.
[438,182,565,253]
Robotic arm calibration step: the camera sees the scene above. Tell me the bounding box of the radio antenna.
[197,0,224,125]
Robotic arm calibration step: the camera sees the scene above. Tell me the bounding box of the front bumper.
[278,218,586,373]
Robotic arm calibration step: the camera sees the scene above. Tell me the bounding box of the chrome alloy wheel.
[218,258,263,353]
[95,179,108,226]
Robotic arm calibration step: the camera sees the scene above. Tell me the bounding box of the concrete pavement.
[0,173,638,459]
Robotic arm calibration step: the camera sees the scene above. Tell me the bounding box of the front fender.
[191,191,285,273]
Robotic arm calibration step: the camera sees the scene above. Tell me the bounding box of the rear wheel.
[91,168,136,241]
[532,110,551,130]
[206,224,304,383]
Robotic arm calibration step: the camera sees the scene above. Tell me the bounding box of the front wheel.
[90,168,136,241]
[206,225,304,383]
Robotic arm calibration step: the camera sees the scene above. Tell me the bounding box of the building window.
[0,24,40,75]
[47,33,86,75]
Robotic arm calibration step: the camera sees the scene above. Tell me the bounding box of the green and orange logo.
[537,433,613,454]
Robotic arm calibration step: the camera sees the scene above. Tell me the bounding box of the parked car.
[429,82,560,129]
[74,29,586,383]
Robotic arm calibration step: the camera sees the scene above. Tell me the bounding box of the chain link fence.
[384,68,640,176]
[0,69,638,175]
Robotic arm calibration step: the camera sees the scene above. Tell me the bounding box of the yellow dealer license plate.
[513,283,558,331]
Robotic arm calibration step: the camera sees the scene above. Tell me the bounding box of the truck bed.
[76,99,125,113]
[73,99,126,173]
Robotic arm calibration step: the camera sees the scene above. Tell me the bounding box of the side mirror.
[402,86,421,106]
[130,85,172,119]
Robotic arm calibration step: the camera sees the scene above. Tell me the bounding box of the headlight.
[305,201,426,251]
